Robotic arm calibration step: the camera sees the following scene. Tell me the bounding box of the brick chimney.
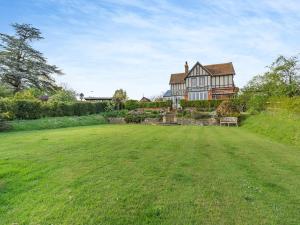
[185,61,189,75]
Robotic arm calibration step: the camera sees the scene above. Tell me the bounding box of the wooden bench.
[220,117,238,126]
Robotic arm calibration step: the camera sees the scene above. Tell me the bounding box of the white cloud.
[24,0,300,98]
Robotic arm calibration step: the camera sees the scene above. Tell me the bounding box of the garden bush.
[14,100,43,120]
[180,100,222,111]
[216,100,240,117]
[246,95,269,114]
[139,101,172,109]
[125,100,139,110]
[0,98,16,120]
[0,98,108,120]
[124,112,145,123]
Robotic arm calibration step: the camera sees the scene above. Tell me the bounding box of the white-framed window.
[199,77,204,86]
[191,78,197,87]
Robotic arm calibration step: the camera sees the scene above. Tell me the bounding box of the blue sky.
[1,0,300,99]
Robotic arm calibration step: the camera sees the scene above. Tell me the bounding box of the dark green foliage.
[124,112,145,123]
[180,99,222,111]
[125,100,139,110]
[14,100,42,120]
[216,100,240,117]
[139,100,172,108]
[0,99,108,120]
[102,110,128,118]
[125,100,171,110]
[0,23,62,92]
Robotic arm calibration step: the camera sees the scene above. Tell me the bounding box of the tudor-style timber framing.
[167,61,238,108]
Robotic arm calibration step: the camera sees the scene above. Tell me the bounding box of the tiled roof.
[204,62,235,76]
[169,62,235,84]
[169,73,186,84]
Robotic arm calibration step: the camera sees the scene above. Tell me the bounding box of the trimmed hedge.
[180,100,222,111]
[125,100,172,110]
[0,99,108,120]
[125,100,139,110]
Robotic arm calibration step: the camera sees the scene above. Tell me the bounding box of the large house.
[164,61,238,108]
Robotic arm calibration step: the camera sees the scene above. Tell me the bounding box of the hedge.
[0,99,108,120]
[180,99,222,111]
[125,100,172,110]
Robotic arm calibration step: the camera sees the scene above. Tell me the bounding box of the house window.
[200,77,205,86]
[191,78,197,87]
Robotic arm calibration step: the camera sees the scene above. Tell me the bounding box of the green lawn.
[0,125,299,225]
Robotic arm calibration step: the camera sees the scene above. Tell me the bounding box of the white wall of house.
[211,75,233,88]
[171,83,186,96]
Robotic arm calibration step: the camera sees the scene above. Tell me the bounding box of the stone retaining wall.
[107,117,218,126]
[107,117,126,124]
[177,118,218,126]
[141,118,161,125]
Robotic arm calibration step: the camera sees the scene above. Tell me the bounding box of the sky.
[1,0,300,99]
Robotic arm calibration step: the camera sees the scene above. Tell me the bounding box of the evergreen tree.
[0,23,63,93]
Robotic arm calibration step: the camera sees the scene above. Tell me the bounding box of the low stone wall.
[177,118,218,126]
[107,117,126,124]
[137,107,170,112]
[141,118,161,125]
[107,116,218,126]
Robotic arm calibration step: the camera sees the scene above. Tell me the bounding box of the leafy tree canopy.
[113,89,128,110]
[49,89,77,103]
[0,23,63,93]
[242,55,300,98]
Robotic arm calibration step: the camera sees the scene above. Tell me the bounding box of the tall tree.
[0,23,63,93]
[113,89,127,110]
[242,55,300,98]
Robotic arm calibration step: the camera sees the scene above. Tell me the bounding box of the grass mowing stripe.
[0,125,299,224]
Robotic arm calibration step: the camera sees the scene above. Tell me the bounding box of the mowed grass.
[0,125,299,225]
[8,114,107,131]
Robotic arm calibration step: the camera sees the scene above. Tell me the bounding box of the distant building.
[167,61,238,108]
[163,90,172,101]
[84,97,113,102]
[140,97,151,102]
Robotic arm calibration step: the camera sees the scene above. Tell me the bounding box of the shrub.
[0,98,16,120]
[14,100,42,119]
[124,112,145,123]
[102,110,128,118]
[216,100,240,117]
[247,95,269,114]
[180,100,222,111]
[125,100,139,110]
[139,101,172,109]
[0,99,108,120]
